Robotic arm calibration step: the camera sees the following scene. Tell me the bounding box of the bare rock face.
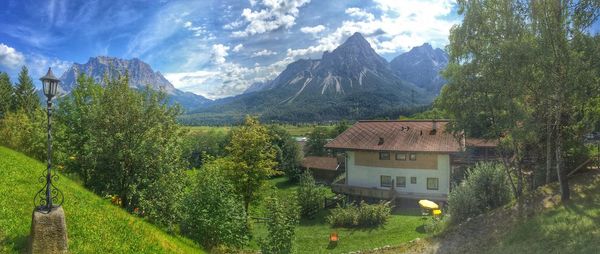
[29,206,68,254]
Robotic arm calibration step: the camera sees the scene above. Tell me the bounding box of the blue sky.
[1,0,595,99]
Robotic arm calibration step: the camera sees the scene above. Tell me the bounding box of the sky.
[0,0,595,99]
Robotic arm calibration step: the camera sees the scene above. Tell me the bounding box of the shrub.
[260,196,299,254]
[138,170,186,232]
[297,171,325,218]
[327,201,391,228]
[181,158,249,250]
[448,162,512,224]
[0,110,46,161]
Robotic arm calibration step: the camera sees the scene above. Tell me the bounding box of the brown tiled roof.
[324,120,463,153]
[466,138,498,148]
[301,156,339,171]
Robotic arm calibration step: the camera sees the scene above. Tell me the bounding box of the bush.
[181,158,249,250]
[0,110,46,161]
[297,171,325,218]
[260,196,299,254]
[138,170,186,232]
[327,201,391,228]
[448,162,512,224]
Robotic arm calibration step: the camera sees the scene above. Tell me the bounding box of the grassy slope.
[248,177,426,254]
[377,169,600,254]
[484,170,600,254]
[0,147,204,254]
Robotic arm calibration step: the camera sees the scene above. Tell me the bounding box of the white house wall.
[346,151,450,196]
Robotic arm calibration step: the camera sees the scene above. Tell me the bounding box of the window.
[409,153,417,161]
[396,176,406,187]
[427,178,439,190]
[380,175,392,187]
[395,153,406,160]
[410,177,417,184]
[379,152,390,160]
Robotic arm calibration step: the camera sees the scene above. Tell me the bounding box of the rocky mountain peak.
[58,56,209,110]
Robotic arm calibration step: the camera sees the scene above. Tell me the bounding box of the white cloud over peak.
[287,0,457,58]
[300,25,325,34]
[252,49,277,57]
[345,8,374,21]
[0,44,26,69]
[230,0,311,37]
[211,44,230,64]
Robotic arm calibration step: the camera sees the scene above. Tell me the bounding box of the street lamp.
[34,67,64,212]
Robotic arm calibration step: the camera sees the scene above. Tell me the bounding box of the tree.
[439,0,600,200]
[268,125,303,182]
[330,120,350,137]
[297,170,325,218]
[306,127,329,156]
[259,196,299,254]
[13,66,40,116]
[56,74,187,216]
[182,158,249,250]
[55,74,103,181]
[225,116,278,213]
[0,72,13,118]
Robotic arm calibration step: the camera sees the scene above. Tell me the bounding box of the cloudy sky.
[3,0,593,99]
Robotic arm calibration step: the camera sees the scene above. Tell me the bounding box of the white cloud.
[231,0,311,37]
[183,21,192,28]
[252,49,277,57]
[300,25,325,34]
[287,0,458,58]
[210,44,230,64]
[0,44,25,69]
[345,8,375,21]
[232,43,244,52]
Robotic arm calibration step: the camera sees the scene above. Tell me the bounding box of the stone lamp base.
[29,206,68,254]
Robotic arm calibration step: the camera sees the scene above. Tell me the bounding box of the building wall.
[346,151,450,196]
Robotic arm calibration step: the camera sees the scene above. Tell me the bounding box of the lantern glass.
[40,68,60,99]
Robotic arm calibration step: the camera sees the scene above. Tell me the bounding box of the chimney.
[378,137,384,145]
[430,120,437,135]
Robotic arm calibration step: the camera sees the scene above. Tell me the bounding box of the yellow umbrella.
[418,200,439,210]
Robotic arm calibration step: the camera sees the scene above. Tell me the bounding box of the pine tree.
[0,72,13,118]
[14,66,40,116]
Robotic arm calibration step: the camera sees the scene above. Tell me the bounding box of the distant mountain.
[390,43,449,95]
[59,56,209,110]
[189,33,431,123]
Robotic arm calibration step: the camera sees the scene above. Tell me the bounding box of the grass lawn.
[184,124,335,137]
[248,177,427,253]
[0,147,204,254]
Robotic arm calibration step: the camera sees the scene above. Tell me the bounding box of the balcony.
[331,183,448,201]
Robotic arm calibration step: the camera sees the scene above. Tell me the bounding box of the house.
[301,156,340,184]
[324,120,497,202]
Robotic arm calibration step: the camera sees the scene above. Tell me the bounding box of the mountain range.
[58,56,209,110]
[185,32,448,124]
[56,33,448,123]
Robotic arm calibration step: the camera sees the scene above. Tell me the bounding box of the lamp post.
[34,67,63,212]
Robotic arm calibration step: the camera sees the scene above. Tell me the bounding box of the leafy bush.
[448,162,512,224]
[297,171,325,218]
[260,196,299,254]
[327,201,392,228]
[181,158,249,250]
[268,125,303,182]
[138,170,187,232]
[0,110,46,161]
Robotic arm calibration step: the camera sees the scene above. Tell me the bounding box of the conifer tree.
[0,72,13,118]
[13,66,40,116]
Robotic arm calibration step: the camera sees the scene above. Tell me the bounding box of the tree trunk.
[545,119,553,184]
[555,110,570,201]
